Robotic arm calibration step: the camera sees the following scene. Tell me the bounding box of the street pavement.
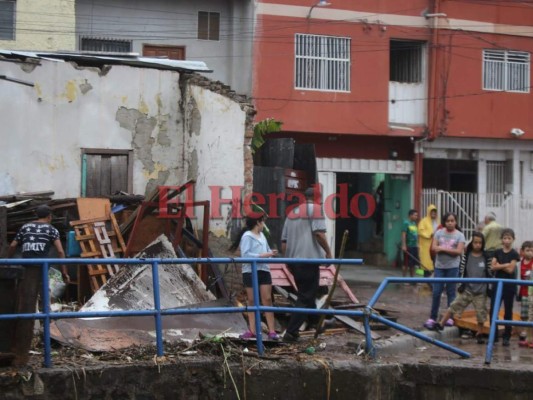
[333,263,533,368]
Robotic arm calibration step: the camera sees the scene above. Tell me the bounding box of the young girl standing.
[230,214,279,340]
[424,212,466,330]
[435,232,491,343]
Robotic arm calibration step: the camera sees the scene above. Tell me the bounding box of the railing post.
[151,261,164,357]
[485,280,504,365]
[363,306,375,358]
[42,261,52,368]
[251,260,264,355]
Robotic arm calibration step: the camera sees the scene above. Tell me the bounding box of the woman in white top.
[230,214,279,340]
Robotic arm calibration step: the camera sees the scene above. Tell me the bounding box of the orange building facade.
[251,0,533,259]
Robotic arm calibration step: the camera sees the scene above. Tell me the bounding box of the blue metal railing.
[0,258,524,366]
[368,276,533,364]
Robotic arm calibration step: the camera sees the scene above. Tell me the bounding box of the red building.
[252,0,533,261]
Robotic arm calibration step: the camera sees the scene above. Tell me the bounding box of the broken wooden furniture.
[270,263,358,304]
[70,214,127,293]
[270,263,370,336]
[123,183,228,299]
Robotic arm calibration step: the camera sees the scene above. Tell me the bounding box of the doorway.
[319,171,412,265]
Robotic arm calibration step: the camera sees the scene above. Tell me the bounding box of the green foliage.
[251,118,282,154]
[250,202,270,239]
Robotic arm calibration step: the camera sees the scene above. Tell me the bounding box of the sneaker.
[519,340,528,347]
[268,331,280,341]
[423,319,436,330]
[239,330,256,340]
[502,337,510,347]
[476,335,485,344]
[445,318,454,327]
[434,323,444,332]
[282,331,299,343]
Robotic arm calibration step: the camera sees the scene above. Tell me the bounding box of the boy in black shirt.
[7,205,67,365]
[489,228,520,347]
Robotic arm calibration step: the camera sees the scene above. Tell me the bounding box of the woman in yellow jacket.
[418,204,438,277]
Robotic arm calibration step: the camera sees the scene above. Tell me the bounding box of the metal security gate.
[422,189,533,246]
[421,189,477,241]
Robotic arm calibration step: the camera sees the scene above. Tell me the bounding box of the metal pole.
[251,260,264,355]
[363,307,375,357]
[42,262,52,367]
[372,314,470,358]
[485,280,503,365]
[367,278,389,308]
[151,261,164,357]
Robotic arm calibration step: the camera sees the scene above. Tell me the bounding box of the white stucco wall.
[0,57,248,235]
[0,0,75,51]
[184,86,246,236]
[1,59,184,197]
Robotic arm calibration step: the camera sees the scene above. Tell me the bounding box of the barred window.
[390,40,423,83]
[295,33,351,92]
[80,37,132,53]
[483,49,530,93]
[0,0,15,40]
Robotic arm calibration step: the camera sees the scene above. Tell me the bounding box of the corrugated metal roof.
[0,50,212,72]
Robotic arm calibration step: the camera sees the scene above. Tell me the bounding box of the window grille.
[483,49,530,93]
[198,11,220,41]
[80,37,132,53]
[0,0,15,40]
[295,33,351,92]
[486,161,506,194]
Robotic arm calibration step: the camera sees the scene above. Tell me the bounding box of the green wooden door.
[383,174,412,265]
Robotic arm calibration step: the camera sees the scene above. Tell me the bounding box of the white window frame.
[483,49,530,93]
[0,0,16,41]
[295,33,351,92]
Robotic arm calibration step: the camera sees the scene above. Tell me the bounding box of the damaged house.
[0,51,258,362]
[0,50,255,237]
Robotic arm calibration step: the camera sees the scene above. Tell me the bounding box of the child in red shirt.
[518,241,533,347]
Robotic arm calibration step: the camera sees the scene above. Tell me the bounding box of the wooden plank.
[125,215,167,256]
[76,198,111,220]
[86,154,101,197]
[454,309,521,335]
[100,155,112,196]
[109,213,127,253]
[110,155,128,194]
[120,179,196,236]
[71,216,113,226]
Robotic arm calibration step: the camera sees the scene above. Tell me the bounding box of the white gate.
[421,189,478,241]
[422,189,533,246]
[318,171,336,252]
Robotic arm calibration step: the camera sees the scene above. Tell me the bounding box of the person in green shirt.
[482,212,502,260]
[402,209,419,279]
